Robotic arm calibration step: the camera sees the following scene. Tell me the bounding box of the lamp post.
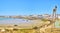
[53,5,57,20]
[52,5,57,28]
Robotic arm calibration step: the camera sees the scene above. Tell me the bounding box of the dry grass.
[0,28,60,33]
[45,28,60,33]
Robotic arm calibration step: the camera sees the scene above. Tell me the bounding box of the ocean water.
[0,18,33,24]
[0,18,60,28]
[0,18,12,20]
[0,18,41,27]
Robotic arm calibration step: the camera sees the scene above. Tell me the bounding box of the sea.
[0,17,60,28]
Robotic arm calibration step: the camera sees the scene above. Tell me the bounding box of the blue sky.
[0,0,60,16]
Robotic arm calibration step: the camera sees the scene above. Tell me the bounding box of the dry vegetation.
[0,28,60,33]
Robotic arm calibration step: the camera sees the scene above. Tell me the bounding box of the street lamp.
[53,5,57,21]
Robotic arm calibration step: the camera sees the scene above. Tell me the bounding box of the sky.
[0,0,60,16]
